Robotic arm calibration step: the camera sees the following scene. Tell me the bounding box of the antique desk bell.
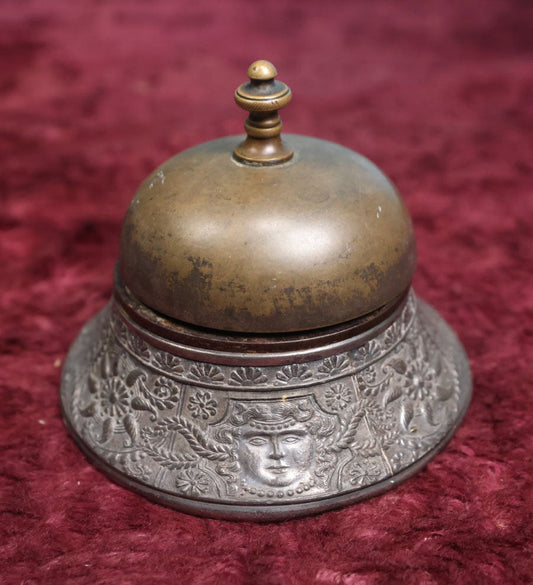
[61,61,471,520]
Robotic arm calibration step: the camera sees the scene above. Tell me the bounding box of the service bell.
[61,61,471,521]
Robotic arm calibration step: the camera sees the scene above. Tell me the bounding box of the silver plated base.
[60,291,471,521]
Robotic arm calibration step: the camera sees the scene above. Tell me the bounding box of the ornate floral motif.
[348,459,383,487]
[99,378,131,418]
[110,292,418,389]
[175,468,210,496]
[317,355,349,377]
[353,340,381,363]
[229,367,268,386]
[151,377,180,410]
[127,335,150,360]
[361,367,376,384]
[106,451,152,483]
[390,449,414,471]
[383,323,401,348]
[62,291,470,516]
[403,361,436,401]
[324,383,352,411]
[78,351,140,446]
[357,366,379,398]
[187,391,218,419]
[274,364,313,385]
[188,364,224,384]
[125,369,181,418]
[152,352,184,373]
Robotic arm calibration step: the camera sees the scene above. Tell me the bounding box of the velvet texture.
[1,0,532,583]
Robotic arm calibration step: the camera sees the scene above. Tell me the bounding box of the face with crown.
[230,401,317,488]
[239,424,314,488]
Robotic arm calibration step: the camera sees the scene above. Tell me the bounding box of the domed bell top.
[61,60,471,521]
[118,62,416,333]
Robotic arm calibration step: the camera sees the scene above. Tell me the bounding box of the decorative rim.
[111,292,416,384]
[61,291,471,521]
[61,398,470,522]
[114,272,411,360]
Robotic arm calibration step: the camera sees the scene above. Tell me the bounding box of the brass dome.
[118,68,415,333]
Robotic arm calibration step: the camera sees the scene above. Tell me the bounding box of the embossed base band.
[60,290,471,521]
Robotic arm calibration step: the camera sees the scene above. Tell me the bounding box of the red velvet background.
[1,0,532,583]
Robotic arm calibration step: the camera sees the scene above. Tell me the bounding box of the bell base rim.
[114,272,411,365]
[61,388,470,522]
[60,291,471,522]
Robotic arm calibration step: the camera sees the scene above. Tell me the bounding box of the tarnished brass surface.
[114,273,409,363]
[119,134,416,333]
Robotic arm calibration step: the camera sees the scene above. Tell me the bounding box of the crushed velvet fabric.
[1,0,532,583]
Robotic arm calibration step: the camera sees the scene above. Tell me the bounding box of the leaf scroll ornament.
[385,358,407,375]
[131,396,156,417]
[382,384,403,407]
[420,401,439,426]
[326,409,365,453]
[127,369,181,419]
[400,402,414,432]
[88,372,100,395]
[436,382,454,402]
[142,445,199,471]
[123,413,140,447]
[153,417,230,461]
[100,417,115,443]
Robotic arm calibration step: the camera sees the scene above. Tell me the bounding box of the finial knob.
[247,60,278,81]
[234,60,293,165]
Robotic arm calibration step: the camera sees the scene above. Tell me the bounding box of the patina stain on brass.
[61,60,471,521]
[119,135,416,332]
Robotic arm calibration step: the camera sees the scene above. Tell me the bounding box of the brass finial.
[233,60,293,165]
